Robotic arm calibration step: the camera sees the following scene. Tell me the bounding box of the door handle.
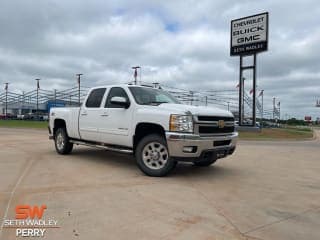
[100,113,109,117]
[81,112,88,116]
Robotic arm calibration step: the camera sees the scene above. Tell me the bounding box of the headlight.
[169,114,193,133]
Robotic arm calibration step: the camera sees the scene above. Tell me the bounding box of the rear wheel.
[54,128,73,154]
[135,134,177,177]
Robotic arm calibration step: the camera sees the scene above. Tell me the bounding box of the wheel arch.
[133,122,166,152]
[53,118,67,136]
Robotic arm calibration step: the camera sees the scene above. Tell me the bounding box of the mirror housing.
[110,96,130,108]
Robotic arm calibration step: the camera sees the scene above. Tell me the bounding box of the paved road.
[0,128,319,240]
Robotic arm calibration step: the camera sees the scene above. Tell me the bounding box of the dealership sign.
[305,116,312,122]
[230,12,268,56]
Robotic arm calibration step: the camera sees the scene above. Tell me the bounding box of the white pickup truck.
[49,84,238,177]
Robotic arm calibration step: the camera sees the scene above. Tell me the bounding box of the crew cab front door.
[99,87,133,146]
[79,88,106,142]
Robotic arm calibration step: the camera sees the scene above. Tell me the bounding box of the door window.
[85,88,106,108]
[105,87,130,108]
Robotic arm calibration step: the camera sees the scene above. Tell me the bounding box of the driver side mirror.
[110,96,130,109]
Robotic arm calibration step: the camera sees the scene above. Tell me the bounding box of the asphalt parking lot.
[0,128,319,240]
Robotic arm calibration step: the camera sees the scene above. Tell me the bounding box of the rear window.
[85,88,106,108]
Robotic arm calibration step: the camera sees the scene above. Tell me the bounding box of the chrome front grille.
[197,116,234,122]
[194,115,235,135]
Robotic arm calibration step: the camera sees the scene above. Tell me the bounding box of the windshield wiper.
[143,101,168,105]
[150,102,168,104]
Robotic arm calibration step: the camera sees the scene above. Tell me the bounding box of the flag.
[236,83,239,88]
[4,83,8,91]
[134,68,138,79]
[249,89,254,94]
[37,81,40,89]
[277,101,280,107]
[258,90,264,97]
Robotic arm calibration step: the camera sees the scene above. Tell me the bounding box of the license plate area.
[213,140,231,147]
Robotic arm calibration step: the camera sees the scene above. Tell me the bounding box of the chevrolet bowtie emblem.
[218,120,225,128]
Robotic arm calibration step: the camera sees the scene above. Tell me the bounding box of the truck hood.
[157,103,233,117]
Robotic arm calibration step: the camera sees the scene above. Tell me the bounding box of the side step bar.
[70,140,133,154]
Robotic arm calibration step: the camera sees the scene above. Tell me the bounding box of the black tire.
[135,134,177,177]
[54,128,73,155]
[193,153,218,167]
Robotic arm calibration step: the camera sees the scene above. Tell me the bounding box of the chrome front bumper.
[165,131,238,158]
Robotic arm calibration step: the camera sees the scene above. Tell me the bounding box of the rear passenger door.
[79,88,106,142]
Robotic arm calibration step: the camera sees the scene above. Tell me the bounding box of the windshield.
[129,87,180,105]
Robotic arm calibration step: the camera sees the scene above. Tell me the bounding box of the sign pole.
[231,12,268,128]
[252,53,257,127]
[238,56,243,126]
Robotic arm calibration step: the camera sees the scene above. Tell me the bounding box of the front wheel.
[54,128,73,155]
[135,134,177,177]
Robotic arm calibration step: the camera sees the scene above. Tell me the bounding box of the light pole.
[35,79,40,117]
[132,66,140,85]
[4,83,9,119]
[76,74,83,106]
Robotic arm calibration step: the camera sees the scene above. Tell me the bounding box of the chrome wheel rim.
[142,142,168,170]
[56,132,65,150]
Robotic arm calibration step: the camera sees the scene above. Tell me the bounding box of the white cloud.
[0,0,319,118]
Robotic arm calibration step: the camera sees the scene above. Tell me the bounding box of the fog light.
[183,146,197,153]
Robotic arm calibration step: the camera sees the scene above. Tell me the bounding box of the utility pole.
[76,74,83,106]
[227,102,230,111]
[205,96,208,106]
[190,91,194,105]
[35,79,40,118]
[132,66,140,85]
[4,83,9,119]
[273,97,276,122]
